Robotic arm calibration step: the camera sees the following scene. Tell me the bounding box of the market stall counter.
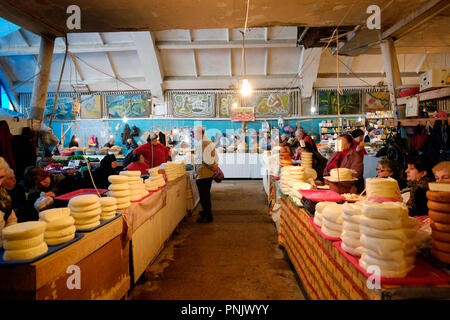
[0,216,129,300]
[278,195,450,300]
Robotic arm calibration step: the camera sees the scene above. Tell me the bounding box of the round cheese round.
[68,194,99,208]
[100,214,116,221]
[341,236,361,249]
[101,210,116,217]
[359,245,416,262]
[428,200,450,213]
[69,202,100,212]
[361,253,415,271]
[426,190,450,202]
[108,183,129,191]
[343,221,360,232]
[99,197,117,206]
[432,229,450,242]
[101,205,117,213]
[429,210,450,224]
[431,247,450,264]
[3,242,48,261]
[126,177,143,183]
[45,233,75,246]
[359,215,403,230]
[43,216,75,231]
[430,221,450,232]
[45,225,76,239]
[341,229,360,240]
[360,225,416,241]
[115,196,131,204]
[359,259,412,278]
[39,208,71,222]
[108,190,131,197]
[315,202,338,214]
[341,242,361,256]
[321,218,343,232]
[432,239,450,253]
[320,225,341,238]
[342,202,362,216]
[313,214,322,227]
[130,194,143,201]
[108,175,128,184]
[322,204,343,224]
[120,170,141,177]
[360,234,413,256]
[116,202,131,209]
[70,207,102,219]
[2,221,47,241]
[362,201,408,221]
[342,214,361,224]
[73,214,100,225]
[3,234,44,250]
[75,220,101,230]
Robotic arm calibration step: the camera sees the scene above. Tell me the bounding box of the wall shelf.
[396,87,450,105]
[385,117,448,127]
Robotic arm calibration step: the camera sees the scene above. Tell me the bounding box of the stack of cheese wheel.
[39,208,76,245]
[120,171,148,201]
[145,172,166,191]
[427,184,450,264]
[280,166,303,194]
[358,201,417,278]
[164,162,185,181]
[148,167,160,176]
[2,221,48,261]
[366,177,402,202]
[341,202,362,256]
[288,182,312,206]
[301,152,313,169]
[321,203,343,238]
[107,175,131,209]
[69,194,102,230]
[313,202,337,227]
[99,197,117,221]
[279,146,292,167]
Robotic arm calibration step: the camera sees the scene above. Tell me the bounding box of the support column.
[30,35,55,125]
[380,37,402,119]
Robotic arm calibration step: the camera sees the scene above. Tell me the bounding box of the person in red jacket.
[351,129,367,158]
[125,153,150,175]
[133,132,170,168]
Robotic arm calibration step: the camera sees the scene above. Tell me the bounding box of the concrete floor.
[128,180,305,300]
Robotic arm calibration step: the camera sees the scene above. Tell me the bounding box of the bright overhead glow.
[123,116,128,123]
[240,78,252,96]
[232,102,238,109]
[311,106,316,113]
[109,134,114,139]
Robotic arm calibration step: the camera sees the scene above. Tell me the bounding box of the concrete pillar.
[30,35,55,124]
[380,37,403,119]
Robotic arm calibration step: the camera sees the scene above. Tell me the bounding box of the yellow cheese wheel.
[99,197,117,206]
[101,205,117,213]
[101,210,116,217]
[73,215,100,225]
[428,201,450,213]
[45,233,75,246]
[430,221,450,232]
[70,207,102,219]
[39,208,71,222]
[75,220,100,230]
[431,247,450,264]
[108,190,131,197]
[68,194,100,207]
[108,175,128,184]
[68,202,100,212]
[108,183,129,191]
[3,242,48,261]
[115,196,131,204]
[429,210,450,224]
[45,225,76,239]
[100,214,116,221]
[3,234,44,250]
[432,239,450,253]
[43,215,75,231]
[116,202,131,209]
[2,221,46,241]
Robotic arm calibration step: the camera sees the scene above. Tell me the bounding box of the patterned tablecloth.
[278,195,450,300]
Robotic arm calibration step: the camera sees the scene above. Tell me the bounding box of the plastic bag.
[34,192,54,212]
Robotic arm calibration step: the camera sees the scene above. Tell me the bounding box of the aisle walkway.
[128,180,304,300]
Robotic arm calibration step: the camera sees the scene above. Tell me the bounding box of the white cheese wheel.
[428,182,450,192]
[341,242,361,256]
[100,214,116,221]
[39,208,71,222]
[108,190,131,197]
[116,202,131,209]
[2,221,47,241]
[3,242,48,261]
[75,220,101,230]
[313,214,322,227]
[115,196,131,204]
[322,204,343,224]
[101,205,117,213]
[358,245,416,262]
[341,229,360,240]
[341,236,361,248]
[120,170,141,177]
[343,221,360,232]
[68,194,100,208]
[360,225,416,241]
[43,216,75,231]
[360,234,414,256]
[68,202,100,212]
[45,225,76,239]
[361,253,415,270]
[108,183,130,191]
[342,214,361,224]
[361,201,408,221]
[359,259,412,278]
[70,207,102,219]
[342,202,362,216]
[45,233,75,246]
[321,218,343,232]
[359,215,403,230]
[126,177,143,183]
[315,202,336,215]
[321,225,341,238]
[99,197,117,206]
[108,175,128,184]
[3,234,44,250]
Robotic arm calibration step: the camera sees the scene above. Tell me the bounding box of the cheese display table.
[0,216,129,300]
[218,153,263,178]
[126,175,188,283]
[278,196,450,300]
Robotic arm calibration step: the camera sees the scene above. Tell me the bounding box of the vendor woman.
[133,132,170,168]
[323,134,364,192]
[125,153,150,175]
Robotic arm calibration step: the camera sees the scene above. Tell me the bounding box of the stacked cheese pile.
[279,146,292,167]
[107,175,131,209]
[279,166,305,194]
[2,221,48,261]
[164,162,186,181]
[358,201,418,278]
[69,194,102,230]
[341,202,362,256]
[321,203,343,238]
[366,177,402,202]
[148,167,160,176]
[39,208,76,245]
[288,182,312,206]
[99,197,117,221]
[120,171,148,201]
[313,202,337,227]
[301,152,313,169]
[427,184,450,264]
[145,173,166,191]
[330,168,353,181]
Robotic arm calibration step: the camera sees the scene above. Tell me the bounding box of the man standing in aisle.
[295,127,318,152]
[351,129,368,159]
[133,132,170,168]
[194,126,218,223]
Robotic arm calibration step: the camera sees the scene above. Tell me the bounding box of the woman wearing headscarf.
[91,154,120,189]
[0,157,17,231]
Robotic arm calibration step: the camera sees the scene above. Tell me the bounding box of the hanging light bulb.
[123,116,128,123]
[240,78,252,96]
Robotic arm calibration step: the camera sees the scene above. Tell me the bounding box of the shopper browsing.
[351,129,368,158]
[295,127,318,152]
[432,161,450,183]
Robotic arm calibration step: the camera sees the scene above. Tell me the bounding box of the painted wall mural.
[318,91,361,115]
[108,94,149,118]
[172,94,215,117]
[364,92,390,112]
[218,93,240,117]
[80,94,102,119]
[44,96,74,121]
